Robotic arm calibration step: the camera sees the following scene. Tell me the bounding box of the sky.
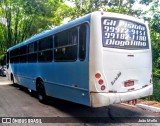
[132,0,151,11]
[0,18,7,26]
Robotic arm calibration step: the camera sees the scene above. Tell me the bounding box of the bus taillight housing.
[95,73,106,91]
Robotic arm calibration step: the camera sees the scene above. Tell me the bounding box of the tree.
[64,0,145,20]
[0,0,62,55]
[147,0,160,77]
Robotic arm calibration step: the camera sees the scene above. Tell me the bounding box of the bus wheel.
[36,80,46,104]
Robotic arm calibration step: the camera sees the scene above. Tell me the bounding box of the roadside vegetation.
[151,78,160,101]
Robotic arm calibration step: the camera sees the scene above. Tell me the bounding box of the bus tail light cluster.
[98,79,104,85]
[95,73,106,91]
[101,85,105,90]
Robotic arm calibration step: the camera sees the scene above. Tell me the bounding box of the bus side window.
[79,24,87,61]
[14,48,20,63]
[20,46,27,63]
[54,28,78,62]
[10,50,14,63]
[38,36,53,62]
[28,42,37,63]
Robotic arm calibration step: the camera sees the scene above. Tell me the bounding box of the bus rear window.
[102,18,149,50]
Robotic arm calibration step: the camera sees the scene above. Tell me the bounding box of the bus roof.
[7,11,147,52]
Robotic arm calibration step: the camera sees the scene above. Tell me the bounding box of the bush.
[151,77,160,101]
[143,77,160,102]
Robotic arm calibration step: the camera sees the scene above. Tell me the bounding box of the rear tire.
[37,80,47,104]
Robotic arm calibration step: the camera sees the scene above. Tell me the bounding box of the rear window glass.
[102,18,149,50]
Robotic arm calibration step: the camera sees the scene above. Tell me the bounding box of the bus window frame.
[79,23,88,61]
[28,41,38,63]
[54,27,78,62]
[37,35,53,63]
[53,22,89,62]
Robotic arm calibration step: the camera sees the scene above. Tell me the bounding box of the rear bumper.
[90,84,153,107]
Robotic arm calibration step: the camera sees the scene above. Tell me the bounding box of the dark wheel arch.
[11,73,14,84]
[36,78,47,104]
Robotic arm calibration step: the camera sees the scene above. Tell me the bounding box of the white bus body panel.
[89,12,153,107]
[91,85,152,107]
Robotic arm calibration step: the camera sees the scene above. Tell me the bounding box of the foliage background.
[0,0,160,101]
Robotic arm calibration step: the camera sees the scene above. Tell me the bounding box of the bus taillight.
[101,85,105,90]
[95,73,101,79]
[98,79,104,85]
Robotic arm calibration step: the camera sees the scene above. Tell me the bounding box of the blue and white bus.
[7,11,153,107]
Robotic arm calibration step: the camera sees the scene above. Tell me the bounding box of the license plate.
[124,81,134,87]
